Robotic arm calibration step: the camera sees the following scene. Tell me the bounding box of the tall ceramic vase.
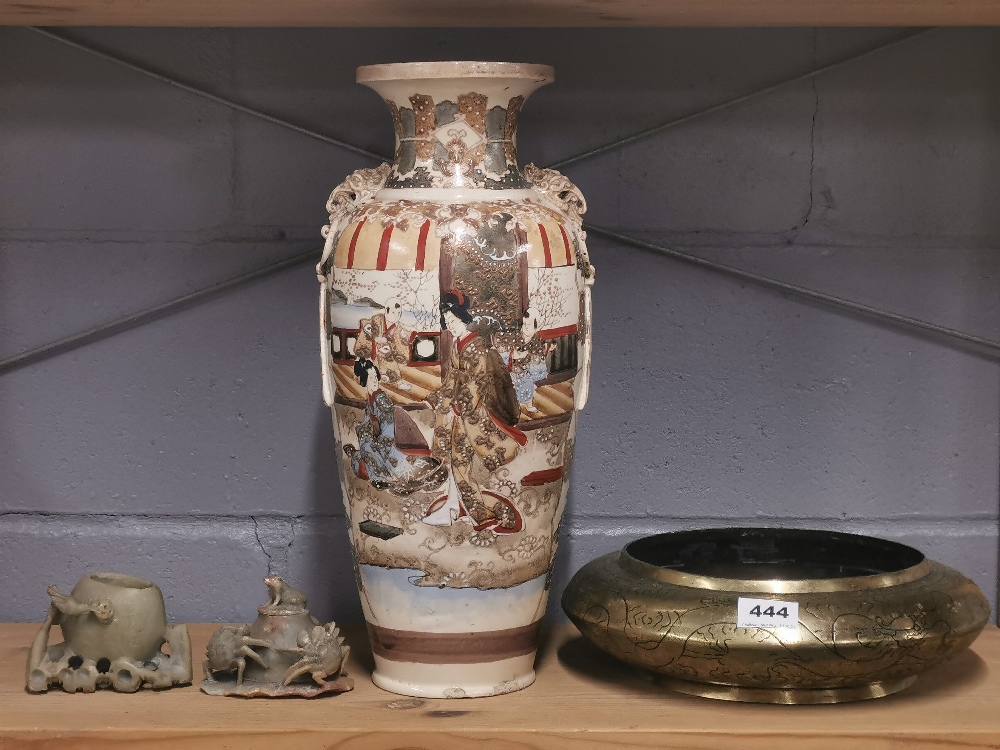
[316,61,595,698]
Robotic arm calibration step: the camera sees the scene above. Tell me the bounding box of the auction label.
[737,597,799,629]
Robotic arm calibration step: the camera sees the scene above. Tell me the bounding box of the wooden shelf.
[2,0,1000,26]
[3,622,1000,748]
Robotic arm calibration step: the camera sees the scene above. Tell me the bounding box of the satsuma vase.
[316,61,595,697]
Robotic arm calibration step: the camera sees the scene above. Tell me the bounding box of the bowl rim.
[620,527,932,593]
[86,572,156,590]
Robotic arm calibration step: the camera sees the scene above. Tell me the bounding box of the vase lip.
[357,61,554,84]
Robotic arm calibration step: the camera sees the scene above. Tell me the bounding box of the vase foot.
[371,653,537,698]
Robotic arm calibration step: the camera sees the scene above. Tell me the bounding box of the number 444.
[748,604,789,618]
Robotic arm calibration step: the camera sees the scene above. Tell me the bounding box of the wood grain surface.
[2,623,1000,748]
[2,0,1000,26]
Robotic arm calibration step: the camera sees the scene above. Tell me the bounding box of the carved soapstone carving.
[200,575,353,698]
[26,572,192,693]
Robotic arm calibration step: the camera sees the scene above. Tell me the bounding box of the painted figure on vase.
[343,357,445,496]
[422,290,526,534]
[508,307,550,413]
[354,297,413,390]
[381,298,414,391]
[354,315,384,365]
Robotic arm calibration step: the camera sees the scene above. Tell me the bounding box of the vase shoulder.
[374,187,539,203]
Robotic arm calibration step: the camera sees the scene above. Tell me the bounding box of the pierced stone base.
[27,624,193,694]
[200,675,354,698]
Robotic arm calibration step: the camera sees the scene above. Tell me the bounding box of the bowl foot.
[644,673,918,704]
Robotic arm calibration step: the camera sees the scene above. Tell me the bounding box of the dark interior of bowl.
[625,528,926,580]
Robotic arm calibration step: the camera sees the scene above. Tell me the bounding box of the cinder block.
[227,26,831,234]
[226,27,822,172]
[0,240,316,360]
[281,516,365,624]
[233,117,383,234]
[0,29,234,233]
[620,243,1000,343]
[0,514,267,622]
[612,86,816,234]
[3,515,992,625]
[58,28,235,90]
[0,263,343,517]
[811,28,1000,244]
[525,27,820,168]
[0,512,368,624]
[569,237,1000,522]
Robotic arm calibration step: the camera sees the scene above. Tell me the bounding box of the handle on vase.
[576,266,596,411]
[317,163,391,275]
[524,164,597,412]
[316,164,391,407]
[317,275,336,407]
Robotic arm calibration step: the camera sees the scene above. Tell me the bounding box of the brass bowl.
[562,528,991,704]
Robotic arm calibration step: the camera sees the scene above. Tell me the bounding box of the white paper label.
[737,597,799,629]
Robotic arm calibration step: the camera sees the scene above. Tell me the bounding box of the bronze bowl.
[562,528,991,704]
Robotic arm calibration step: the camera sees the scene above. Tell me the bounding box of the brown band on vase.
[367,620,543,664]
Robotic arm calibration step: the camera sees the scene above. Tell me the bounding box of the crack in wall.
[788,29,820,234]
[247,516,298,577]
[250,515,274,575]
[277,517,298,575]
[800,76,820,228]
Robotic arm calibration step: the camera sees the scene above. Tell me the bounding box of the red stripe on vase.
[415,220,431,271]
[520,466,565,486]
[539,223,553,267]
[376,225,394,271]
[490,412,528,446]
[558,225,573,266]
[540,324,578,338]
[346,220,366,269]
[367,620,543,664]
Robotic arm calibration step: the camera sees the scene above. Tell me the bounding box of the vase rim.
[357,61,554,83]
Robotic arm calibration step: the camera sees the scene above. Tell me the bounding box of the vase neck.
[359,65,552,191]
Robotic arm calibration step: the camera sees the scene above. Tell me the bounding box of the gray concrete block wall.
[1,27,997,625]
